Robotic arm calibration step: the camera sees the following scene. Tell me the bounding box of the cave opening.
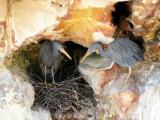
[111,1,145,53]
[111,1,132,27]
[9,40,88,83]
[112,1,134,37]
[34,41,87,83]
[6,40,96,119]
[55,41,88,82]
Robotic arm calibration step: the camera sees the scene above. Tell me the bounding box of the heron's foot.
[50,81,62,87]
[44,81,48,88]
[124,79,128,84]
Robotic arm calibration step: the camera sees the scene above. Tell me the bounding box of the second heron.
[80,37,144,82]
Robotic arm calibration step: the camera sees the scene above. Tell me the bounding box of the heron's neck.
[98,47,112,60]
[98,45,107,57]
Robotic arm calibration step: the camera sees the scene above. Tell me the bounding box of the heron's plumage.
[80,37,144,83]
[39,40,62,80]
[81,37,144,68]
[107,37,144,67]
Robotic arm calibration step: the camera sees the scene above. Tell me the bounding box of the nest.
[31,76,97,119]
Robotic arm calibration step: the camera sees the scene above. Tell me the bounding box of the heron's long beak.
[80,51,90,63]
[59,48,72,60]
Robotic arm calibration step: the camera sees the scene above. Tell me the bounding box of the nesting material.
[31,77,97,119]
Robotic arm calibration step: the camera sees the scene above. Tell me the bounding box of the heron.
[39,39,72,85]
[80,37,144,82]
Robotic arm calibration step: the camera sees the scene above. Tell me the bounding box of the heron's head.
[52,40,72,60]
[80,42,104,63]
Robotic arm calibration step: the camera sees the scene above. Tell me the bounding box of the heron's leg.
[125,67,132,83]
[51,66,55,84]
[44,65,48,88]
[51,67,62,87]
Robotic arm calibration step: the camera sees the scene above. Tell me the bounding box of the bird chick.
[39,39,72,85]
[81,37,144,83]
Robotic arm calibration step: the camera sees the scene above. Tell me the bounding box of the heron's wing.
[123,39,144,61]
[39,41,54,66]
[108,38,144,66]
[39,46,50,64]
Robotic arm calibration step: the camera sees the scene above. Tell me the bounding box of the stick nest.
[31,77,97,119]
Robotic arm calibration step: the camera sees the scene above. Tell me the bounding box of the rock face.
[0,0,74,61]
[0,0,160,120]
[0,0,159,58]
[0,0,130,60]
[0,66,52,120]
[79,52,160,119]
[131,86,160,120]
[0,0,6,62]
[131,0,160,40]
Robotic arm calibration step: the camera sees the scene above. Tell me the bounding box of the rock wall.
[0,0,160,120]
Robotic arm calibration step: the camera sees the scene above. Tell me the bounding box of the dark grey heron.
[39,39,72,85]
[80,37,144,82]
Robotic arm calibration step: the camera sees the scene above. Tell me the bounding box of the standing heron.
[39,39,72,85]
[80,37,144,82]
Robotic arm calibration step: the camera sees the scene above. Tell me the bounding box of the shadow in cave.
[24,41,87,83]
[111,1,145,53]
[20,41,96,119]
[112,1,133,37]
[54,41,88,82]
[112,1,132,27]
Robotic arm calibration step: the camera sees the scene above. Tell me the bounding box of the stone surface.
[131,86,160,120]
[0,0,129,61]
[32,109,52,120]
[131,0,160,40]
[79,52,160,120]
[0,66,52,120]
[0,0,6,62]
[0,66,33,120]
[0,0,160,120]
[10,0,73,46]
